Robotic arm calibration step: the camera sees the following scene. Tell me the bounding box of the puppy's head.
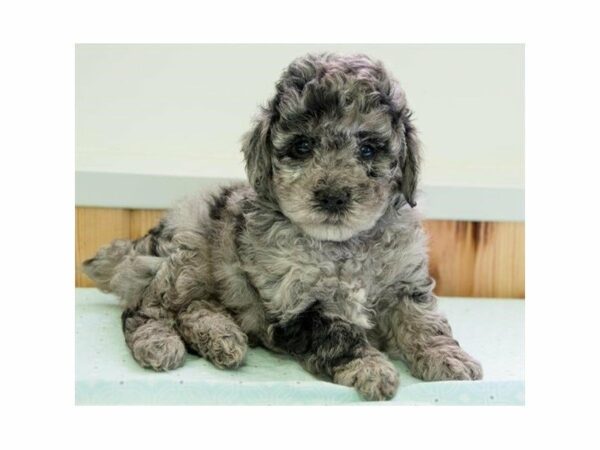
[242,53,420,241]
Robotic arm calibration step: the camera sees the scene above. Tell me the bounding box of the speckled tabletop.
[75,288,524,405]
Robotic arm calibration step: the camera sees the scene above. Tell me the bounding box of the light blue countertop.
[75,288,524,405]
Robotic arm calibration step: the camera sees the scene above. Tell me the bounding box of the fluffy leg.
[270,303,399,401]
[331,347,399,401]
[122,310,186,371]
[177,300,248,369]
[379,296,483,381]
[85,222,218,372]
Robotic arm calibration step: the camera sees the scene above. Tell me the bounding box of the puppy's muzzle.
[314,187,352,213]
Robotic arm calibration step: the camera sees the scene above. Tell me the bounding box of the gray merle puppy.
[83,53,483,401]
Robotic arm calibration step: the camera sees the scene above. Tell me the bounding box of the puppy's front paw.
[411,344,483,381]
[333,354,399,401]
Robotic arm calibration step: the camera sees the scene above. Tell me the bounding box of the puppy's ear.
[241,107,274,199]
[399,108,421,208]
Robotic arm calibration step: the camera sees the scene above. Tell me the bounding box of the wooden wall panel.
[472,222,525,298]
[423,221,524,298]
[75,207,524,298]
[424,221,478,297]
[130,210,166,240]
[75,207,131,288]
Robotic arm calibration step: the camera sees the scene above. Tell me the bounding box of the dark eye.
[359,144,376,159]
[290,138,313,158]
[296,139,311,154]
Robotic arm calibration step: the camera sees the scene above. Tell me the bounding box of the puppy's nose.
[314,188,352,213]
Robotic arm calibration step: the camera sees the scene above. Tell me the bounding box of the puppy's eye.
[359,144,376,160]
[290,138,313,158]
[295,139,311,154]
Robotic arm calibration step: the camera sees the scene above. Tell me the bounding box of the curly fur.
[83,53,482,401]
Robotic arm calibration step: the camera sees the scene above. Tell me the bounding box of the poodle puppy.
[83,53,483,401]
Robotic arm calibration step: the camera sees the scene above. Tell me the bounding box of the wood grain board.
[423,221,524,298]
[75,208,131,288]
[75,207,524,298]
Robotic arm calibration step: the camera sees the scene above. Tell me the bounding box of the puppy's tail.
[82,239,132,291]
[82,239,162,308]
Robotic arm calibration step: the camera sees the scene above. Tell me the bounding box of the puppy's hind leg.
[176,300,248,369]
[122,309,186,371]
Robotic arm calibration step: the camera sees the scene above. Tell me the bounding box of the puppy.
[83,53,482,401]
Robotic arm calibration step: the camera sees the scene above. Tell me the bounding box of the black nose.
[314,188,352,213]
